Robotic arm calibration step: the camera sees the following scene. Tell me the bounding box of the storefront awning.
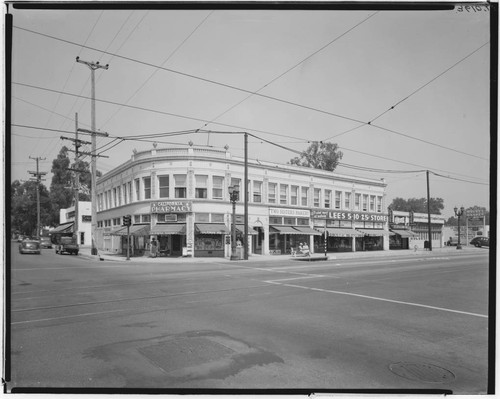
[151,224,186,235]
[293,226,322,236]
[50,222,74,234]
[391,229,418,238]
[196,223,231,235]
[235,225,258,235]
[111,224,151,236]
[356,229,395,237]
[270,225,304,235]
[322,228,363,237]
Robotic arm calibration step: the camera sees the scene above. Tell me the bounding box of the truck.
[54,236,79,255]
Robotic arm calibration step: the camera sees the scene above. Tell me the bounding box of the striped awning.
[235,225,258,235]
[356,229,395,237]
[293,226,322,236]
[151,224,186,235]
[50,222,73,234]
[111,224,151,236]
[322,228,363,237]
[391,229,418,238]
[270,225,303,235]
[196,223,231,235]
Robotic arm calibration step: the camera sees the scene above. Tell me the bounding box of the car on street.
[446,237,460,246]
[17,235,25,242]
[470,236,490,248]
[19,239,41,255]
[40,236,52,249]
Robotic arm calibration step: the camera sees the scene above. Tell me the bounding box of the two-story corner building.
[94,146,390,258]
[51,201,92,246]
[389,209,445,250]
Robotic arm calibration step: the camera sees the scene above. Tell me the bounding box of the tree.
[289,142,343,171]
[389,197,444,214]
[11,180,51,236]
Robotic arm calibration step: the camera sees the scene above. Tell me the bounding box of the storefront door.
[172,235,182,256]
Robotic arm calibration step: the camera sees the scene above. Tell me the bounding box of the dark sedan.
[19,240,41,255]
[470,236,489,248]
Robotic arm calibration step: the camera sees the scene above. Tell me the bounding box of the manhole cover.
[389,362,456,383]
[138,337,234,373]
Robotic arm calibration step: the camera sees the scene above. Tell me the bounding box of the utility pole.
[28,156,47,239]
[244,132,248,260]
[426,170,432,251]
[76,57,109,255]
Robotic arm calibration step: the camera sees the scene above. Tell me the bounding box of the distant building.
[52,201,92,246]
[389,210,445,250]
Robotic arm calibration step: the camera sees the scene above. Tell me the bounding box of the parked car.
[470,236,490,248]
[55,236,79,255]
[17,235,25,242]
[19,239,41,255]
[40,236,52,249]
[446,237,460,246]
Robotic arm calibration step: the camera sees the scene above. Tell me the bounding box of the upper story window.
[325,190,331,208]
[355,193,361,211]
[377,196,383,212]
[253,181,262,203]
[280,184,288,205]
[134,179,140,201]
[335,191,342,209]
[128,182,132,203]
[291,185,299,206]
[212,176,224,200]
[301,187,308,206]
[159,175,169,198]
[313,188,321,207]
[143,177,151,200]
[268,183,277,204]
[195,175,208,199]
[113,188,117,208]
[362,194,369,211]
[345,192,351,210]
[370,195,375,212]
[123,184,127,204]
[174,174,187,198]
[117,186,122,206]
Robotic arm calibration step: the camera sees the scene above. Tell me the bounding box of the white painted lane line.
[266,281,488,319]
[265,275,328,283]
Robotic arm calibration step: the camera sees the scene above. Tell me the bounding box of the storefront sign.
[151,201,192,213]
[269,208,310,218]
[313,210,388,222]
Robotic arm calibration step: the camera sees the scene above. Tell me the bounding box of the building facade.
[54,201,92,246]
[389,210,445,250]
[95,147,390,258]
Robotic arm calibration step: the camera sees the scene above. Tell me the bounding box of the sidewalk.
[78,245,483,264]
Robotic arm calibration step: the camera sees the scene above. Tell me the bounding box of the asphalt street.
[7,242,490,393]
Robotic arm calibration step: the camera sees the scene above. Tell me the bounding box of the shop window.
[195,213,210,222]
[291,185,299,205]
[144,177,151,199]
[134,215,141,224]
[195,175,208,198]
[377,196,383,212]
[142,214,151,223]
[314,188,321,207]
[135,179,140,201]
[345,192,351,209]
[253,181,262,203]
[268,183,277,204]
[280,184,288,205]
[284,217,295,225]
[174,174,187,198]
[177,214,187,222]
[301,187,308,206]
[370,195,375,212]
[362,194,368,211]
[212,176,224,200]
[335,191,342,209]
[270,216,283,225]
[159,175,169,198]
[211,213,225,223]
[297,218,310,226]
[325,190,331,208]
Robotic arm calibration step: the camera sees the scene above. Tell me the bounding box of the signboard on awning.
[390,229,418,238]
[321,228,363,237]
[270,225,303,235]
[293,226,321,235]
[50,222,74,234]
[235,225,258,235]
[112,225,150,236]
[151,224,186,235]
[196,223,231,235]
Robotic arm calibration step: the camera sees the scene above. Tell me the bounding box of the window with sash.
[174,174,187,198]
[335,191,342,209]
[345,192,351,210]
[377,196,383,212]
[268,183,277,204]
[212,176,224,200]
[159,175,169,198]
[301,187,308,206]
[291,185,299,205]
[195,175,208,198]
[280,184,288,205]
[253,181,262,203]
[325,190,331,208]
[143,177,151,200]
[370,195,375,212]
[314,188,321,207]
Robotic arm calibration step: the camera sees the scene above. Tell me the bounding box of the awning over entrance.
[196,223,231,234]
[391,229,418,238]
[356,229,395,237]
[293,226,322,235]
[111,224,151,236]
[151,224,186,235]
[50,222,73,234]
[235,225,258,235]
[322,228,363,237]
[270,225,304,235]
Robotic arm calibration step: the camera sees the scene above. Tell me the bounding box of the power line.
[430,171,489,186]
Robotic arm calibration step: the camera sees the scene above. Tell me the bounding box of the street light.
[454,206,465,249]
[229,184,240,260]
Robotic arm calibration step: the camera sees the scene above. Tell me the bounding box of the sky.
[8,3,492,220]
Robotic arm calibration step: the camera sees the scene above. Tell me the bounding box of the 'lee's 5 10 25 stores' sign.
[312,210,388,222]
[151,201,192,213]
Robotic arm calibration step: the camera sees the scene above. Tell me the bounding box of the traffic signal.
[123,215,132,227]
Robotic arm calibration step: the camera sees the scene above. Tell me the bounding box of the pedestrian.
[151,238,158,258]
[303,242,310,256]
